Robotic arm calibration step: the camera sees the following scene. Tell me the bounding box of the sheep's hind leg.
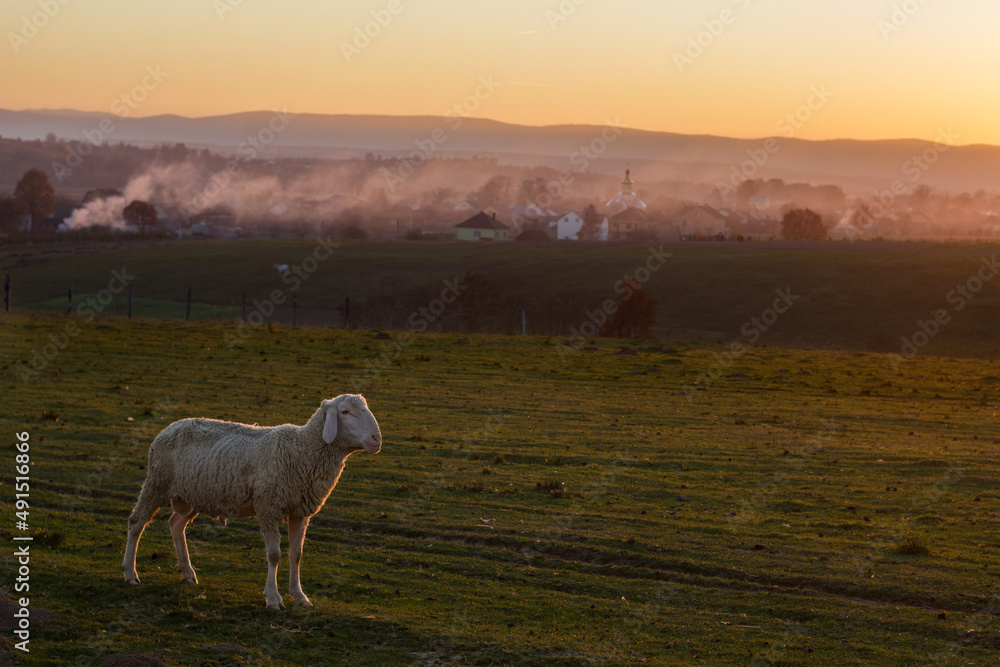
[168,498,199,584]
[288,515,312,606]
[122,483,166,584]
[259,513,284,609]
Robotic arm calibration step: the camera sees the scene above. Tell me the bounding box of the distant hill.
[2,108,999,194]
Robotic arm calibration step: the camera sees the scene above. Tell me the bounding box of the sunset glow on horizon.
[3,0,999,145]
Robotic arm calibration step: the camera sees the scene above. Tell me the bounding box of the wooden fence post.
[3,274,10,312]
[292,293,298,327]
[127,284,133,319]
[186,287,192,321]
[66,280,73,315]
[242,290,247,320]
[344,297,350,329]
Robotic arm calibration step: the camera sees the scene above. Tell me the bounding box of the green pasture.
[2,239,999,357]
[0,311,998,665]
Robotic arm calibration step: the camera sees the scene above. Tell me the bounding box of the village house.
[674,204,728,239]
[606,207,656,240]
[509,202,558,231]
[554,210,609,241]
[455,211,511,241]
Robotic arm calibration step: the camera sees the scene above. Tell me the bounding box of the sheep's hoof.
[123,569,140,585]
[293,596,313,607]
[182,572,198,584]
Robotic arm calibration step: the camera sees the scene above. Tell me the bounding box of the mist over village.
[3,111,999,243]
[2,1,1000,665]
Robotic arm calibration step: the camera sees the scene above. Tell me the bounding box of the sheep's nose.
[364,433,382,454]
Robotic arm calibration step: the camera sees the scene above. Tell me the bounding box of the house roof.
[456,211,510,230]
[674,204,725,220]
[609,207,650,223]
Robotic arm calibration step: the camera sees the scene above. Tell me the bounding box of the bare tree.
[13,168,55,228]
[0,198,27,232]
[780,208,828,241]
[518,177,549,205]
[580,204,603,241]
[123,200,158,231]
[475,176,513,210]
[600,278,658,339]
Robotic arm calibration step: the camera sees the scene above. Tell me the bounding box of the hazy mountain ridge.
[2,108,999,193]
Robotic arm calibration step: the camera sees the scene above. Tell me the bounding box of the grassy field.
[0,310,998,665]
[2,238,999,358]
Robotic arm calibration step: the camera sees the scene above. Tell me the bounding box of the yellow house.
[455,211,511,241]
[606,207,657,240]
[674,205,728,238]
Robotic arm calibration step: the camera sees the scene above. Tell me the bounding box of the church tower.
[606,167,647,214]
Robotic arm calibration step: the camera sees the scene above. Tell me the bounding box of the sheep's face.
[323,394,382,454]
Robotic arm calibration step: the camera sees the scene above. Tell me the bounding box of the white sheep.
[121,394,382,608]
[273,263,290,275]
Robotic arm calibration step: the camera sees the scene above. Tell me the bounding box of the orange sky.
[3,0,999,145]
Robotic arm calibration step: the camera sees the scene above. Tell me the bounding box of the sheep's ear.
[322,405,338,444]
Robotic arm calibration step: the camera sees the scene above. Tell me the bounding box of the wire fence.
[2,273,678,341]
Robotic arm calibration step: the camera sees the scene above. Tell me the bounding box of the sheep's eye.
[340,410,350,415]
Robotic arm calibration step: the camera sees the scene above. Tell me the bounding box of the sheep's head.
[322,394,382,454]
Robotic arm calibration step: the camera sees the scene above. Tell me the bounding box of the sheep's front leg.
[168,499,199,584]
[288,515,311,606]
[259,513,284,609]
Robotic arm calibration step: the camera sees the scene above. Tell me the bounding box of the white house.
[556,211,584,240]
[556,211,608,241]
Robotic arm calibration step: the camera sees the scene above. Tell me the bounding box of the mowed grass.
[1,312,999,665]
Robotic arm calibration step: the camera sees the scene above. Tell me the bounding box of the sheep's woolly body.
[121,394,382,608]
[143,406,346,520]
